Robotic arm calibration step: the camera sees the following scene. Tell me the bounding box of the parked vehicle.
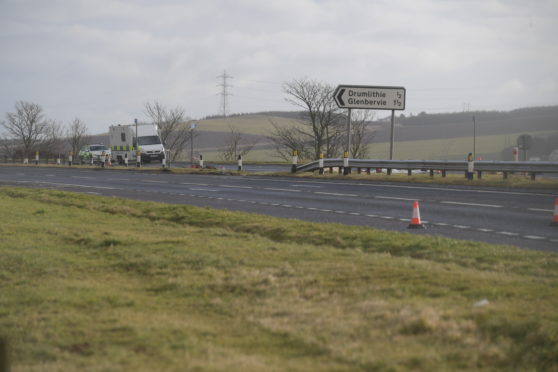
[109,123,165,164]
[78,144,111,165]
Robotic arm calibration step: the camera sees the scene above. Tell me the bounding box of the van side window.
[121,133,126,142]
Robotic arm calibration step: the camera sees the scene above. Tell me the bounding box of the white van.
[109,123,165,164]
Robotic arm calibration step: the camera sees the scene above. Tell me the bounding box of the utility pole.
[190,123,196,167]
[473,115,476,160]
[217,70,233,117]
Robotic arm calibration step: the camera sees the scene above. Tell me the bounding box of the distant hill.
[90,106,557,161]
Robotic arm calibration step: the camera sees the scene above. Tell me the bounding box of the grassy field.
[1,187,558,371]
[198,129,557,162]
[367,130,558,160]
[198,115,300,136]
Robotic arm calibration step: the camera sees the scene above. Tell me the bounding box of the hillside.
[89,106,558,161]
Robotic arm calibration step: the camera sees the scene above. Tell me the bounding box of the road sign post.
[334,85,405,161]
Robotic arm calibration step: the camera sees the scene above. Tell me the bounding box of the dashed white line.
[528,208,553,213]
[375,196,419,201]
[315,192,358,197]
[264,188,301,192]
[291,184,321,188]
[219,185,253,189]
[477,228,494,233]
[497,231,519,237]
[72,176,95,179]
[141,180,168,184]
[441,201,503,208]
[189,188,217,192]
[523,235,545,240]
[453,225,471,229]
[181,182,209,186]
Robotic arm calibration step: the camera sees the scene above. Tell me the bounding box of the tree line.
[1,78,377,163]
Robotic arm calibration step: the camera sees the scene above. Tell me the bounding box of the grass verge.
[1,187,557,371]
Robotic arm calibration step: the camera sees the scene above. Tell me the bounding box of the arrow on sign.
[336,88,345,106]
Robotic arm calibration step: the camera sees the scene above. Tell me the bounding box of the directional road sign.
[333,85,406,110]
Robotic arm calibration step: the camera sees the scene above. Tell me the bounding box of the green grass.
[1,187,558,371]
[367,130,558,160]
[197,129,558,162]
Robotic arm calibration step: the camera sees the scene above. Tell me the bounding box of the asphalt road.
[1,166,557,252]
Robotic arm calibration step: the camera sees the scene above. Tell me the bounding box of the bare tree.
[268,119,312,162]
[2,101,50,158]
[219,124,257,161]
[66,118,89,156]
[144,100,191,161]
[349,110,376,159]
[276,78,344,160]
[39,120,65,162]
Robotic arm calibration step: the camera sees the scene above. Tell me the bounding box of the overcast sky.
[1,0,557,133]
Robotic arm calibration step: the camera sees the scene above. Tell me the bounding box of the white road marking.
[72,176,95,179]
[141,180,168,184]
[219,185,253,189]
[453,225,470,229]
[477,228,494,233]
[315,192,358,197]
[291,184,321,188]
[181,182,209,186]
[264,188,301,192]
[524,235,545,240]
[189,188,217,192]
[441,201,503,208]
[528,208,553,213]
[375,196,419,201]
[497,231,519,236]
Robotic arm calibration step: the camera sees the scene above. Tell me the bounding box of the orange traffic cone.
[551,198,558,226]
[408,200,425,229]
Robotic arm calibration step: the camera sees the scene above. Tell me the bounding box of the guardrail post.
[238,155,242,171]
[387,168,392,176]
[343,151,350,175]
[56,154,61,165]
[467,153,474,180]
[318,153,324,175]
[442,170,446,177]
[531,172,536,181]
[291,151,297,173]
[101,151,106,168]
[199,154,204,169]
[407,169,412,176]
[136,151,141,168]
[503,171,508,179]
[68,152,73,166]
[429,169,434,178]
[477,170,482,179]
[124,153,128,167]
[367,168,371,175]
[35,151,39,165]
